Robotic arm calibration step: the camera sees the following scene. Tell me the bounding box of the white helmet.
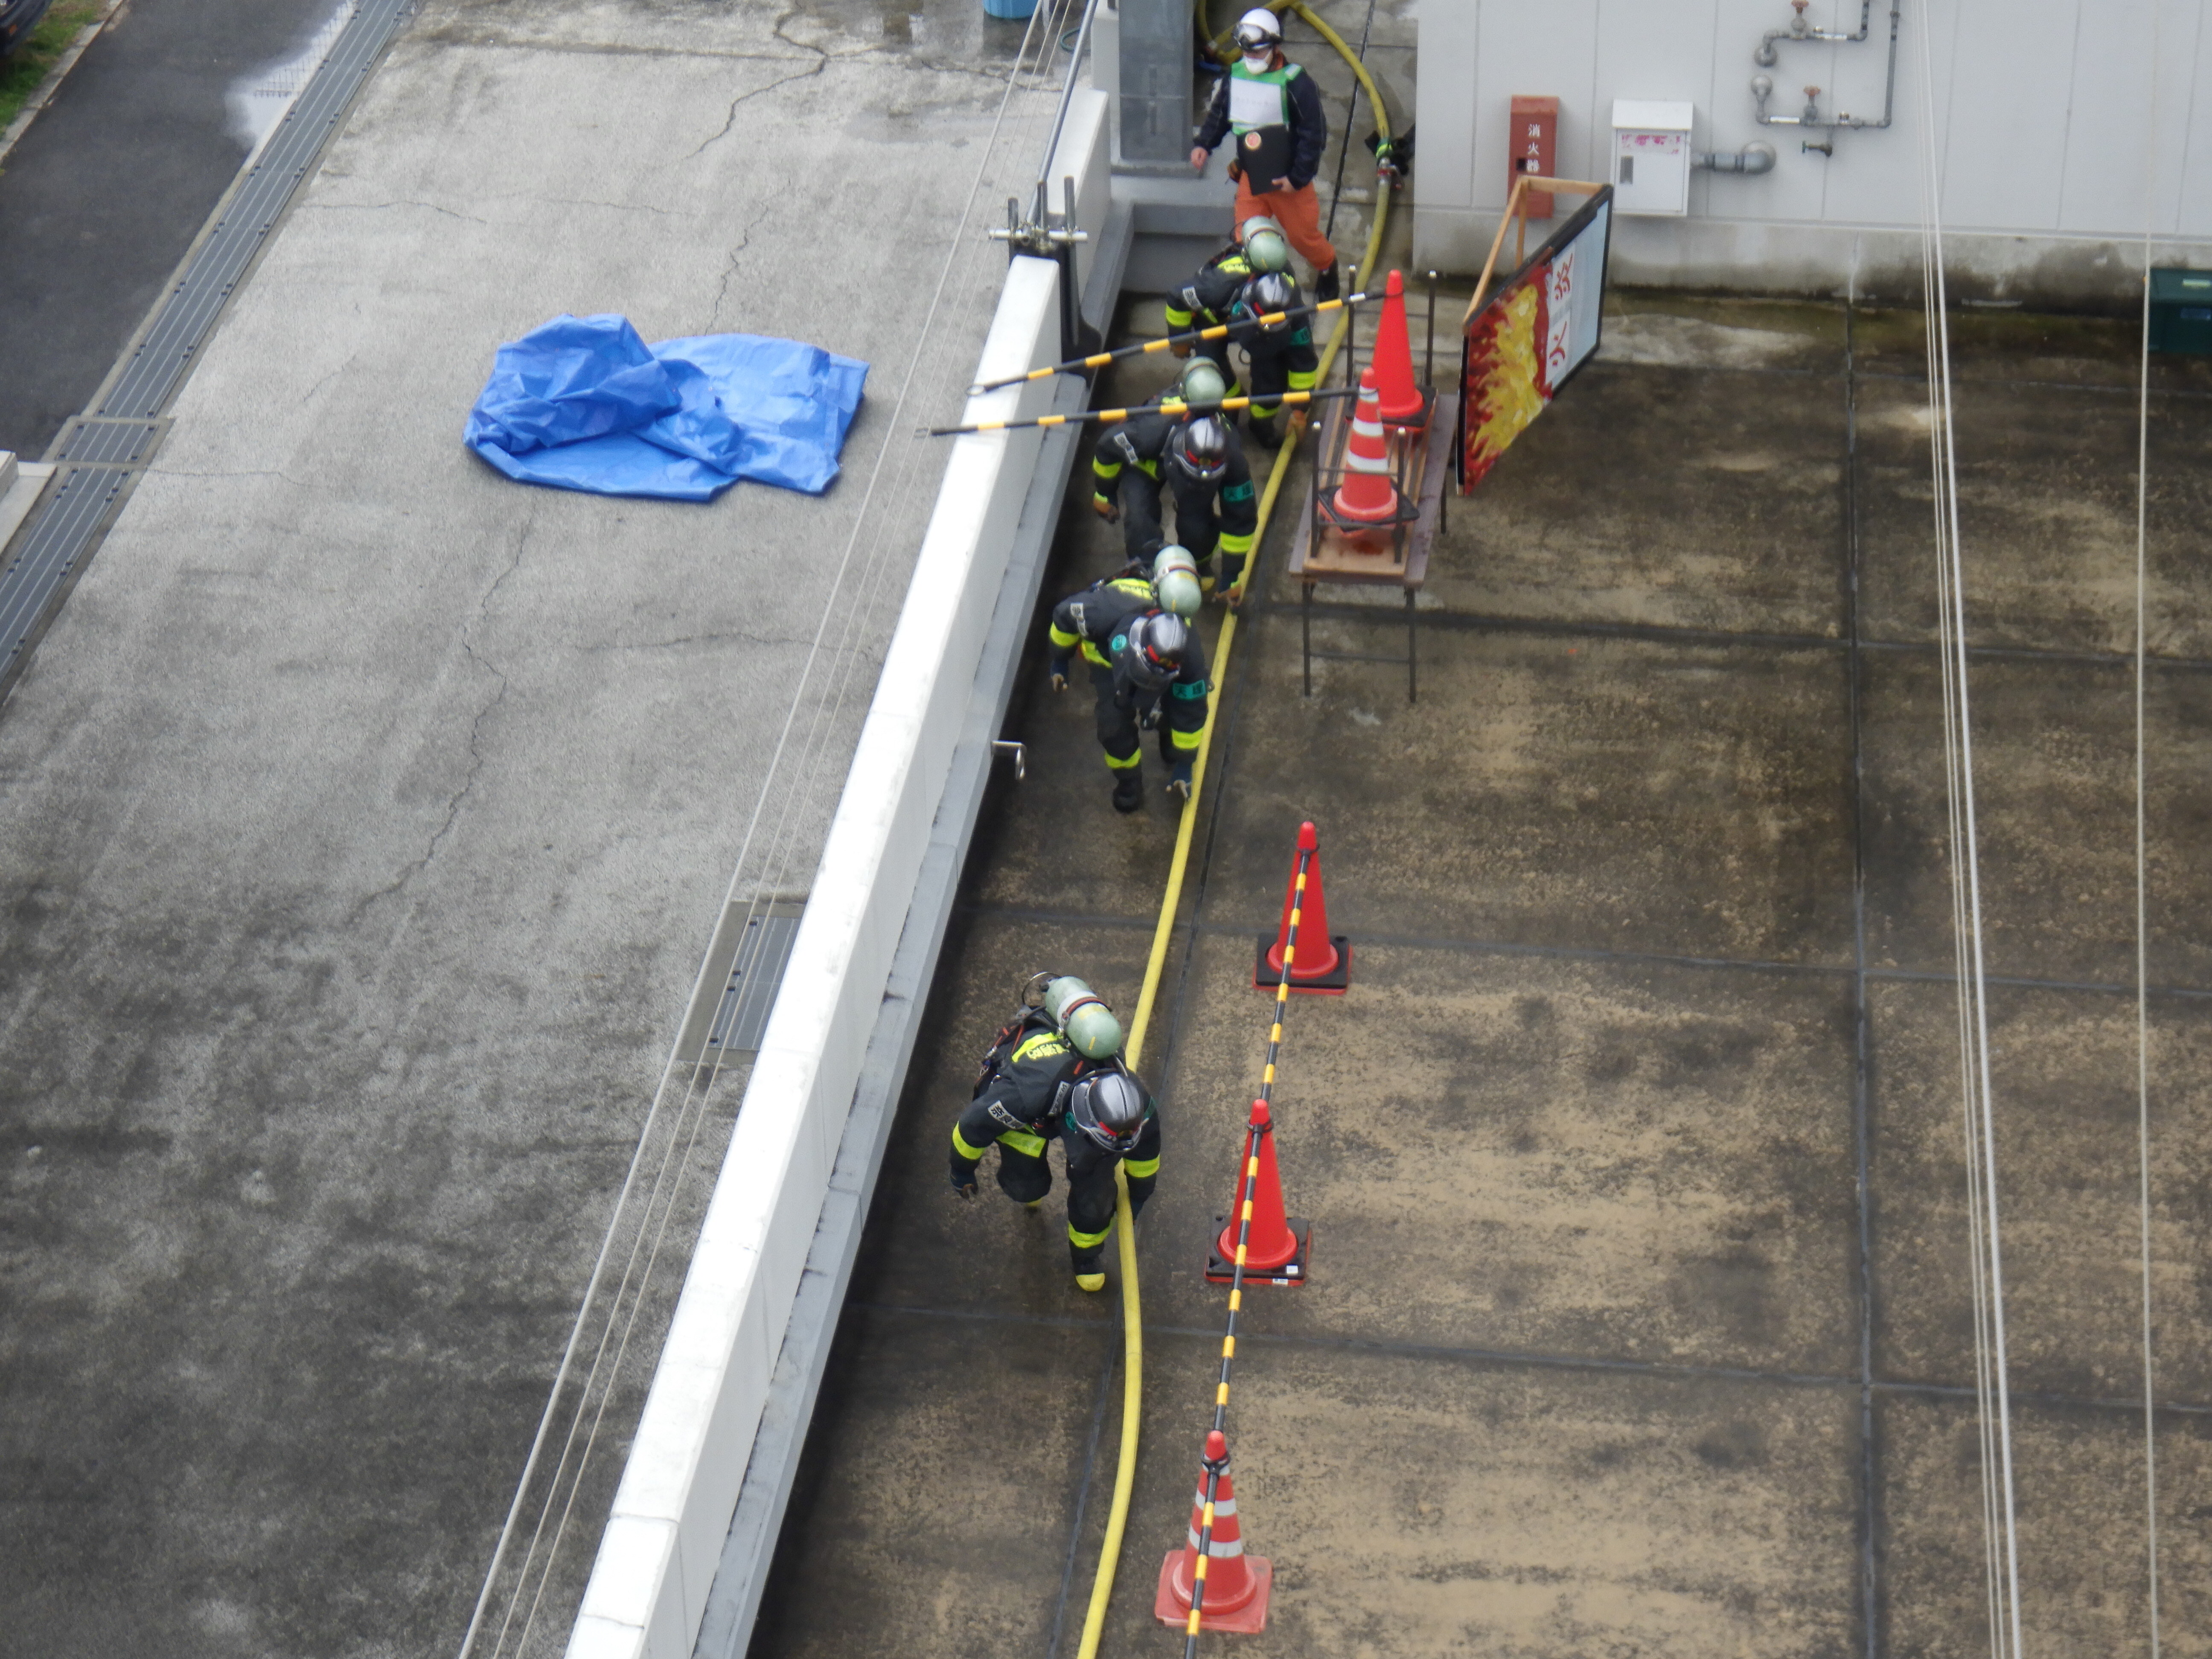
[1234,8,1283,51]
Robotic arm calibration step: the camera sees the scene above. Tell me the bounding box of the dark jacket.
[1194,54,1329,190]
[1050,574,1158,671]
[1088,414,1259,563]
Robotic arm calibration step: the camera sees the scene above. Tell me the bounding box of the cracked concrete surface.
[0,0,1052,1654]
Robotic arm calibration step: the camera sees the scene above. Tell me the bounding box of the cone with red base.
[1318,368,1413,533]
[1155,1430,1273,1633]
[1205,1101,1311,1285]
[1255,820,1351,992]
[1369,269,1430,428]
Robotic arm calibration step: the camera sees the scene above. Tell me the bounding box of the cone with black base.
[1205,1101,1311,1286]
[1254,820,1351,993]
[1155,1430,1272,1633]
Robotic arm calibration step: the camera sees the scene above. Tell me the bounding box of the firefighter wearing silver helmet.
[1045,572,1212,812]
[950,973,1162,1290]
[1089,399,1258,597]
[1228,268,1320,448]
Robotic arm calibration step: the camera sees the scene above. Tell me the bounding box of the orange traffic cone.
[1206,1100,1311,1285]
[1369,269,1429,428]
[1255,820,1350,992]
[1155,1430,1273,1633]
[1320,366,1412,536]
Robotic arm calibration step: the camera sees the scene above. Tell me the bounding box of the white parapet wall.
[563,258,1063,1659]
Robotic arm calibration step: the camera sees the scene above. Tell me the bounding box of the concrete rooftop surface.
[754,287,2212,1657]
[0,0,1057,1653]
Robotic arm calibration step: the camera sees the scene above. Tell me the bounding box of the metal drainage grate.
[705,906,804,1055]
[98,0,413,422]
[0,0,413,699]
[49,417,169,469]
[0,470,132,681]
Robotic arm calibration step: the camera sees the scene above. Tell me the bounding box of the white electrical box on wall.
[1611,100,1694,216]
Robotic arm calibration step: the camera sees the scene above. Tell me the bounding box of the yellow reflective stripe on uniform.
[1068,1220,1113,1248]
[1093,457,1122,482]
[1164,304,1194,329]
[1286,367,1319,392]
[1217,530,1256,555]
[1049,623,1080,649]
[1104,748,1141,770]
[997,1129,1048,1158]
[1012,1029,1070,1063]
[952,1125,988,1161]
[1169,727,1203,751]
[1124,1155,1160,1179]
[1081,641,1112,667]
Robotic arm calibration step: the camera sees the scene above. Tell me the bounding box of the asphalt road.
[0,0,338,458]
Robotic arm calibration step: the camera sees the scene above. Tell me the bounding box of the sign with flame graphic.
[1459,189,1613,492]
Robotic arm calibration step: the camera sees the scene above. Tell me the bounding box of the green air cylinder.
[2150,269,2212,355]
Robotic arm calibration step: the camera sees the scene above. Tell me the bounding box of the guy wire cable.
[1914,123,2005,1658]
[507,1,1081,1630]
[500,19,1073,1654]
[1911,2,2026,1653]
[1072,7,1391,1655]
[454,5,1068,1652]
[2133,8,2165,1651]
[1320,0,1377,243]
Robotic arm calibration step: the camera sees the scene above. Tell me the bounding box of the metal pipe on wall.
[1751,0,1901,147]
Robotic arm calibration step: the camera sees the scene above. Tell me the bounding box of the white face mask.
[1241,48,1272,69]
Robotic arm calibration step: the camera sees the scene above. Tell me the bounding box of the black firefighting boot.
[1111,770,1144,813]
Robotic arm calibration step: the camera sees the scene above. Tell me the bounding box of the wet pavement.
[0,0,343,456]
[754,286,2212,1656]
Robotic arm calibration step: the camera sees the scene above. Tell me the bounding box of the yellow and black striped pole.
[1184,841,1309,1652]
[963,292,1371,396]
[923,384,1361,439]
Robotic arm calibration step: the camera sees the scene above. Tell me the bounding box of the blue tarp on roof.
[464,314,868,501]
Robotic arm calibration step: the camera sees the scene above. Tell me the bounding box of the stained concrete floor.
[752,288,2212,1657]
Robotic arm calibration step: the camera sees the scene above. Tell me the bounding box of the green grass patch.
[0,1,102,137]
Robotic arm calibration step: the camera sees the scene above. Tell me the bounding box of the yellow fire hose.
[1070,8,1392,1655]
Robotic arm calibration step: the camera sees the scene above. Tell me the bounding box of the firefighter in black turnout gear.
[1162,219,1291,403]
[1222,268,1320,450]
[949,973,1162,1292]
[1090,387,1259,597]
[1048,556,1211,812]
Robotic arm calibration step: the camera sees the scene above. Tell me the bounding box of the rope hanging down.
[1910,2,2025,1653]
[454,3,1079,1653]
[1182,845,1312,1654]
[2131,8,2165,1652]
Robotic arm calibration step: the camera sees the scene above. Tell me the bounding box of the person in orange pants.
[1190,8,1339,301]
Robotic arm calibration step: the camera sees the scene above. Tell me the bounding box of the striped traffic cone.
[1320,366,1409,530]
[1155,1430,1272,1633]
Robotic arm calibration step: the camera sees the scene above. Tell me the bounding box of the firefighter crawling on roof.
[949,973,1161,1292]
